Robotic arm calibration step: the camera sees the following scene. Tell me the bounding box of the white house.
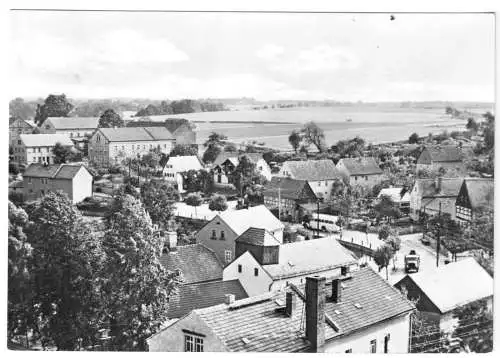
[276,160,341,200]
[223,234,358,296]
[212,152,272,186]
[23,163,93,203]
[147,267,415,352]
[163,155,204,193]
[14,134,74,165]
[336,157,384,189]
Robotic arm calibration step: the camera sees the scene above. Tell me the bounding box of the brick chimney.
[331,278,342,303]
[285,291,296,317]
[305,276,326,351]
[165,231,177,252]
[224,294,235,305]
[435,176,443,193]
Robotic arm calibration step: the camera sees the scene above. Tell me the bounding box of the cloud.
[255,44,284,61]
[273,44,360,73]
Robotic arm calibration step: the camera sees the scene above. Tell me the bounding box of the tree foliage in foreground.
[140,181,179,228]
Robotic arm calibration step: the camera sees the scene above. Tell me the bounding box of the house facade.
[195,205,284,265]
[276,160,342,200]
[23,163,93,203]
[40,117,99,138]
[212,152,272,186]
[336,157,384,189]
[416,146,464,174]
[9,118,35,147]
[147,267,415,352]
[88,127,175,166]
[263,177,317,222]
[127,118,197,145]
[13,134,74,165]
[455,178,494,224]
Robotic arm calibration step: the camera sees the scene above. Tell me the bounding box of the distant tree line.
[135,99,227,117]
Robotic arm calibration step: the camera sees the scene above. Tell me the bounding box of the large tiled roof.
[416,178,463,198]
[47,117,99,130]
[167,280,248,319]
[421,197,456,217]
[263,237,357,280]
[213,152,263,167]
[461,178,494,210]
[396,258,493,314]
[337,157,383,176]
[235,228,281,246]
[20,134,74,147]
[189,267,414,352]
[159,244,223,284]
[282,159,340,181]
[166,155,203,172]
[23,163,89,180]
[426,146,463,162]
[217,205,284,236]
[263,177,317,200]
[98,127,174,142]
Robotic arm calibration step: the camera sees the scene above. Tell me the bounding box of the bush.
[8,190,24,206]
[9,162,19,175]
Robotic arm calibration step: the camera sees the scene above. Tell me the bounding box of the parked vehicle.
[404,250,420,273]
[305,213,340,233]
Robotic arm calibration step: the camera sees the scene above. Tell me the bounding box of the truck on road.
[404,250,420,273]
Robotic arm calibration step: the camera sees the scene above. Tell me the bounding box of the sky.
[10,11,496,102]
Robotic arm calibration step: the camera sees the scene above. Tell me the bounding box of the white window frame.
[224,250,232,263]
[184,334,204,352]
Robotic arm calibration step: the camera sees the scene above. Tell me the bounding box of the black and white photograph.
[6,2,496,353]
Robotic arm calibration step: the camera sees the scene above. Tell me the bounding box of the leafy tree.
[204,132,227,147]
[185,193,203,217]
[466,118,478,132]
[98,109,124,128]
[332,136,366,158]
[409,132,419,144]
[445,106,454,115]
[52,142,73,164]
[374,244,393,280]
[230,155,263,195]
[182,169,214,193]
[301,121,325,152]
[202,144,221,164]
[9,97,38,122]
[103,194,180,350]
[452,298,493,352]
[463,207,494,253]
[140,181,179,229]
[25,192,105,350]
[288,130,302,153]
[169,144,198,157]
[374,195,400,222]
[224,143,238,153]
[208,194,228,212]
[34,94,74,126]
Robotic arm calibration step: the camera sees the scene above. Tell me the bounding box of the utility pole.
[316,199,320,237]
[436,201,441,267]
[278,184,281,221]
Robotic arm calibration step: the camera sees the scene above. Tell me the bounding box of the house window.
[17,140,21,145]
[345,349,352,353]
[365,176,368,180]
[238,264,242,273]
[355,176,358,181]
[224,250,232,263]
[211,230,216,239]
[254,268,259,277]
[370,339,377,353]
[384,334,390,353]
[28,177,32,184]
[220,231,225,240]
[184,334,204,352]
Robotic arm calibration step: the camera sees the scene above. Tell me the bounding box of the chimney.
[224,294,235,305]
[285,291,296,317]
[331,279,342,303]
[165,231,177,252]
[305,276,326,351]
[435,176,443,192]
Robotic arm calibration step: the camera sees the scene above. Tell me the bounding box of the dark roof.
[462,178,494,210]
[159,244,223,284]
[415,178,463,198]
[235,227,281,246]
[282,159,340,181]
[213,152,263,166]
[23,163,89,180]
[263,177,317,200]
[47,117,99,130]
[426,146,463,163]
[143,127,175,140]
[338,157,383,176]
[188,267,414,352]
[167,280,248,319]
[98,127,174,142]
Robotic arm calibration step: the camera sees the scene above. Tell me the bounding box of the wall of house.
[255,159,272,181]
[88,131,110,166]
[72,168,93,203]
[323,313,411,353]
[308,180,334,200]
[348,174,383,189]
[263,196,298,221]
[23,177,73,202]
[213,165,230,185]
[223,252,273,296]
[409,185,422,221]
[172,126,196,146]
[147,312,228,352]
[196,218,238,265]
[9,119,34,147]
[108,139,174,164]
[25,145,58,165]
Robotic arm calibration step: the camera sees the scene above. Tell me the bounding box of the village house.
[263,177,317,222]
[13,133,74,165]
[88,127,175,166]
[212,152,272,186]
[147,267,415,352]
[377,187,411,213]
[223,233,358,296]
[276,159,341,200]
[195,205,284,265]
[127,117,197,145]
[23,163,93,203]
[336,157,384,189]
[409,177,463,221]
[163,155,204,194]
[455,178,494,225]
[9,117,35,147]
[394,258,493,334]
[40,117,99,138]
[416,146,464,174]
